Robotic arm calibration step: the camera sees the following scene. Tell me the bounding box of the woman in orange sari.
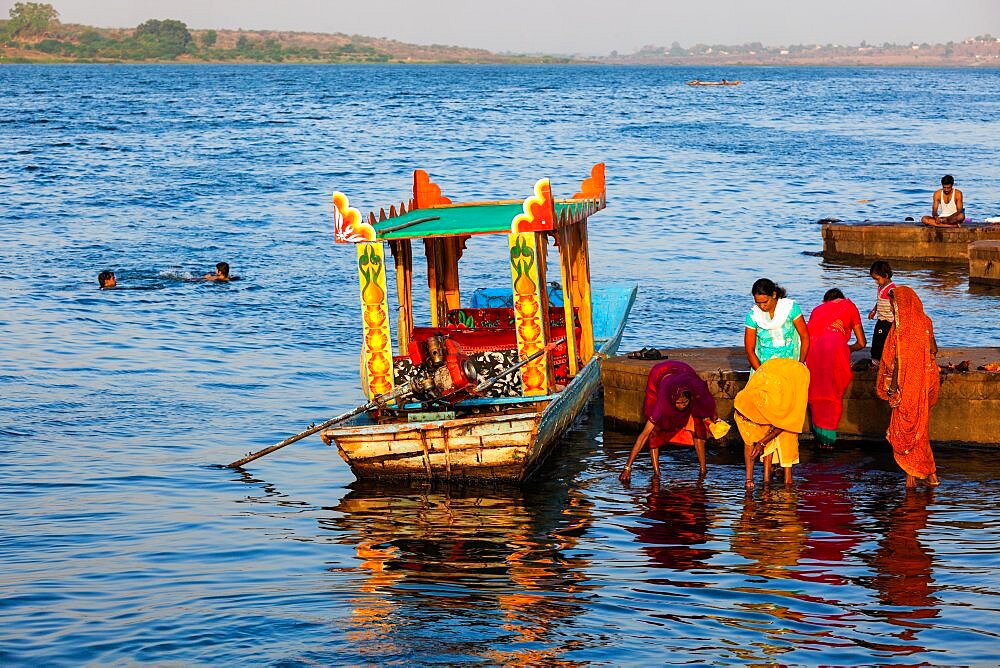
[875,286,940,488]
[805,289,867,448]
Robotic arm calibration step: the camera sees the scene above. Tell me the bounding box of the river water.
[1,64,999,664]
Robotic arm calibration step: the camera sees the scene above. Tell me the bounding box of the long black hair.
[751,278,787,298]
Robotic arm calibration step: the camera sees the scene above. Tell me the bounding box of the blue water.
[2,64,1000,665]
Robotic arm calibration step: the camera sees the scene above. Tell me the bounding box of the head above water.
[98,270,116,288]
[869,260,893,280]
[823,288,845,302]
[215,262,230,278]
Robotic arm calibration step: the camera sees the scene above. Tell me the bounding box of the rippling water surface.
[2,64,999,664]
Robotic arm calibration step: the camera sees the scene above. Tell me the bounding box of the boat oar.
[227,382,414,469]
[228,336,566,468]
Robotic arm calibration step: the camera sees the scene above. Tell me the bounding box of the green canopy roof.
[373,201,599,240]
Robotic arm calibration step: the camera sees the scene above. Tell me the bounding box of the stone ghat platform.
[822,221,1000,264]
[600,346,1000,446]
[970,240,1000,286]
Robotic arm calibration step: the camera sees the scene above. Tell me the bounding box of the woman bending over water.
[620,361,721,482]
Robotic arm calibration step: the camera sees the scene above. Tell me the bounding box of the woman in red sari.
[620,361,720,482]
[876,286,940,488]
[805,289,867,448]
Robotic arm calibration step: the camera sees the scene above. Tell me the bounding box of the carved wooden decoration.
[333,192,376,243]
[573,162,606,201]
[413,169,452,209]
[511,178,556,234]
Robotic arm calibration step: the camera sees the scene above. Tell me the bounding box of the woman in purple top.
[620,361,719,482]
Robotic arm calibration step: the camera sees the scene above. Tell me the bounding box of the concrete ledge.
[601,346,1000,446]
[822,221,1000,263]
[969,240,1000,286]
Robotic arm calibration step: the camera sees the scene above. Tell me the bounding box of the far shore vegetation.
[2,2,998,66]
[0,2,569,64]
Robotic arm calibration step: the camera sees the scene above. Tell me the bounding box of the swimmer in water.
[98,270,117,289]
[203,262,236,282]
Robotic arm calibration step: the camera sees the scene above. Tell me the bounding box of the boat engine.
[407,334,479,404]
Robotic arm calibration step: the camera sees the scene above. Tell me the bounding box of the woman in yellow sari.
[734,358,810,489]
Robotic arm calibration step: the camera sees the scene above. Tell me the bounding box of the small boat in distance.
[687,79,742,86]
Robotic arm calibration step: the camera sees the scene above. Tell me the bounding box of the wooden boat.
[687,79,742,86]
[320,163,637,483]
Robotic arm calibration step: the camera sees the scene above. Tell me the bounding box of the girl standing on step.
[744,278,810,372]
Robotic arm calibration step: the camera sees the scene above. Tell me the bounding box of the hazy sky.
[4,0,998,55]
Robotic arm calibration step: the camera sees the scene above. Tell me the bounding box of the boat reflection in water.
[320,480,594,665]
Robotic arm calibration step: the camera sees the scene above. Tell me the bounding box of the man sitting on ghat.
[921,174,965,227]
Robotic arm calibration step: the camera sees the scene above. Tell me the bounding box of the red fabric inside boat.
[445,307,578,330]
[407,315,583,384]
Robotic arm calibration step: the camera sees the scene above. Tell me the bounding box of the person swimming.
[98,270,116,289]
[203,262,238,282]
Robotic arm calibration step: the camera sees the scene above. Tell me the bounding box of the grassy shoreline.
[3,13,997,67]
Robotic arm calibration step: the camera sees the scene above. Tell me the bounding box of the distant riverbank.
[4,51,999,67]
[3,13,998,66]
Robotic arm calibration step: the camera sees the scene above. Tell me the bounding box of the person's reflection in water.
[796,468,862,584]
[731,487,807,579]
[869,489,939,645]
[630,477,716,571]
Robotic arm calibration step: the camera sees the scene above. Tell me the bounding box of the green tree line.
[2,2,392,62]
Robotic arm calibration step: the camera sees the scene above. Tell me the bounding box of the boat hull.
[324,355,605,483]
[323,284,636,483]
[325,409,543,482]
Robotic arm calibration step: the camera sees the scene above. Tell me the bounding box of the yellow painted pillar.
[357,242,395,398]
[570,221,595,363]
[423,237,463,327]
[509,232,554,396]
[556,227,579,377]
[389,239,413,354]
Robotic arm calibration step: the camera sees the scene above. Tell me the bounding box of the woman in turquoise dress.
[744,278,810,372]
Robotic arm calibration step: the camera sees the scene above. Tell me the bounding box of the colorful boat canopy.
[332,164,606,243]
